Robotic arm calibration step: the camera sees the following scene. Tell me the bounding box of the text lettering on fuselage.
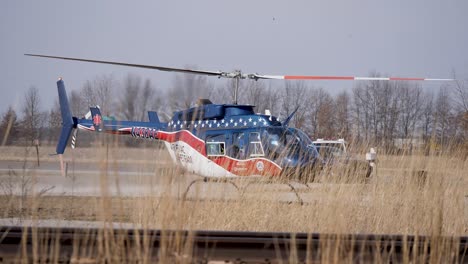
[170,142,193,164]
[131,127,157,139]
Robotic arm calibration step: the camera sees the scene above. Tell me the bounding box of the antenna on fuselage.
[234,76,239,105]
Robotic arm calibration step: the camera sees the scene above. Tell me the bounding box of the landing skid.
[182,177,240,200]
[182,177,305,205]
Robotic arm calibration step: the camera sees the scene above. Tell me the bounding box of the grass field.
[0,144,466,262]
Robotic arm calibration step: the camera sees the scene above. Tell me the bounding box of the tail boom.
[56,79,167,154]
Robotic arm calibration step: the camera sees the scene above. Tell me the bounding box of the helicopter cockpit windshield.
[288,128,314,147]
[262,127,318,163]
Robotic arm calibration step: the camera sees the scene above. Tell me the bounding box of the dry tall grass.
[0,142,466,262]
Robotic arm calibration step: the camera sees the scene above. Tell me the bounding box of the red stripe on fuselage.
[157,130,206,155]
[209,156,281,176]
[156,130,282,176]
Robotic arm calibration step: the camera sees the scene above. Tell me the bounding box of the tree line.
[1,71,467,154]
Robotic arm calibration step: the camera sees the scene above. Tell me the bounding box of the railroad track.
[0,226,467,263]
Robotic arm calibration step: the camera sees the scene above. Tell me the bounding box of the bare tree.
[316,91,335,138]
[221,78,240,105]
[352,82,373,143]
[451,71,468,113]
[138,79,155,121]
[223,80,282,116]
[306,89,320,137]
[434,88,453,150]
[260,83,283,116]
[397,83,423,140]
[148,90,167,121]
[352,73,401,150]
[80,75,115,116]
[46,100,62,144]
[0,106,18,146]
[281,81,308,129]
[451,76,468,142]
[168,67,213,113]
[334,91,351,139]
[21,86,45,144]
[241,80,266,109]
[119,74,141,120]
[453,80,468,112]
[420,92,434,146]
[70,89,85,117]
[209,82,230,105]
[377,81,400,149]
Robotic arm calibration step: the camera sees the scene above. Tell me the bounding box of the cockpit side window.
[248,132,265,157]
[206,134,225,157]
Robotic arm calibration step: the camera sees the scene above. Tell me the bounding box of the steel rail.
[1,226,467,263]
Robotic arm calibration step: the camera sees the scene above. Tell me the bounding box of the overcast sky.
[1,0,467,114]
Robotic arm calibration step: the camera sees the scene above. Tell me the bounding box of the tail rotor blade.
[71,129,77,149]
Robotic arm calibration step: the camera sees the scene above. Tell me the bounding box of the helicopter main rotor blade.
[26,54,454,82]
[25,54,224,77]
[250,74,454,81]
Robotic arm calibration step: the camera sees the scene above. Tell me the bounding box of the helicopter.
[26,54,454,181]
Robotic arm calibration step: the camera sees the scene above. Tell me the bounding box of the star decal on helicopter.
[164,115,280,131]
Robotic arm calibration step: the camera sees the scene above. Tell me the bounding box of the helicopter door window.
[230,132,245,160]
[206,134,225,157]
[248,132,264,157]
[206,142,225,156]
